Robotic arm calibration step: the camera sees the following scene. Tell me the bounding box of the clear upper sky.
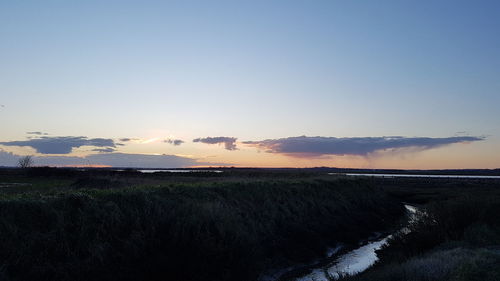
[1,0,499,168]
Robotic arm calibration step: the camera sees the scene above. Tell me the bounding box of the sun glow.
[141,137,160,144]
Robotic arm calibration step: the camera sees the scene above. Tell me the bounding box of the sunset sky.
[1,1,499,169]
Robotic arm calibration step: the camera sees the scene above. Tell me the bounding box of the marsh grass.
[340,185,500,281]
[343,248,500,281]
[0,171,403,281]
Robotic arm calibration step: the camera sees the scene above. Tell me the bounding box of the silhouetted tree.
[18,155,34,169]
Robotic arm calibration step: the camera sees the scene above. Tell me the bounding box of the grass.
[0,168,403,281]
[342,247,500,281]
[339,178,500,281]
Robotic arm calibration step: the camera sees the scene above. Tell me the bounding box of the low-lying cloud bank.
[0,150,220,168]
[92,148,116,153]
[0,136,117,154]
[37,153,201,168]
[243,136,484,157]
[193,137,238,150]
[0,150,19,166]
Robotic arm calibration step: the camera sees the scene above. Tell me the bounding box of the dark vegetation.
[0,168,403,281]
[1,168,499,281]
[340,177,500,281]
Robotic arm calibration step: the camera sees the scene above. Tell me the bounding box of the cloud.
[193,136,238,150]
[0,150,20,167]
[84,153,205,168]
[118,138,141,143]
[27,131,48,135]
[0,151,225,168]
[243,135,484,157]
[0,136,117,154]
[92,148,116,153]
[164,139,184,146]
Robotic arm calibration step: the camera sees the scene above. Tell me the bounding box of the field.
[0,168,499,281]
[340,177,500,281]
[0,168,403,281]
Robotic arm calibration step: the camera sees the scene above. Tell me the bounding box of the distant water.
[138,169,223,173]
[330,173,500,179]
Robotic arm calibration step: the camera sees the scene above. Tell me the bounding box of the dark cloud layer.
[0,136,117,154]
[193,137,238,150]
[92,148,116,153]
[84,153,202,168]
[119,138,141,142]
[164,139,184,146]
[0,150,19,166]
[27,131,48,135]
[0,150,223,168]
[243,136,484,157]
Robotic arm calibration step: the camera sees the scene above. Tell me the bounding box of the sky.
[1,0,499,169]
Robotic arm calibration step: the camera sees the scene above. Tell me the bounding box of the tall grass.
[0,178,402,281]
[343,248,500,281]
[341,185,500,281]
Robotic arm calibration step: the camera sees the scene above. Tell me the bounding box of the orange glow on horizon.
[39,164,112,168]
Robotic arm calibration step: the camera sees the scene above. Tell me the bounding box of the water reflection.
[331,173,500,179]
[293,205,418,281]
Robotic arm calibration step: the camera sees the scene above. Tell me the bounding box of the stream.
[261,204,419,281]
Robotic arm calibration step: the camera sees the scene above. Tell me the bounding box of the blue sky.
[1,1,499,168]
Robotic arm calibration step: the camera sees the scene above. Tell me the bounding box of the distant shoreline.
[1,166,500,176]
